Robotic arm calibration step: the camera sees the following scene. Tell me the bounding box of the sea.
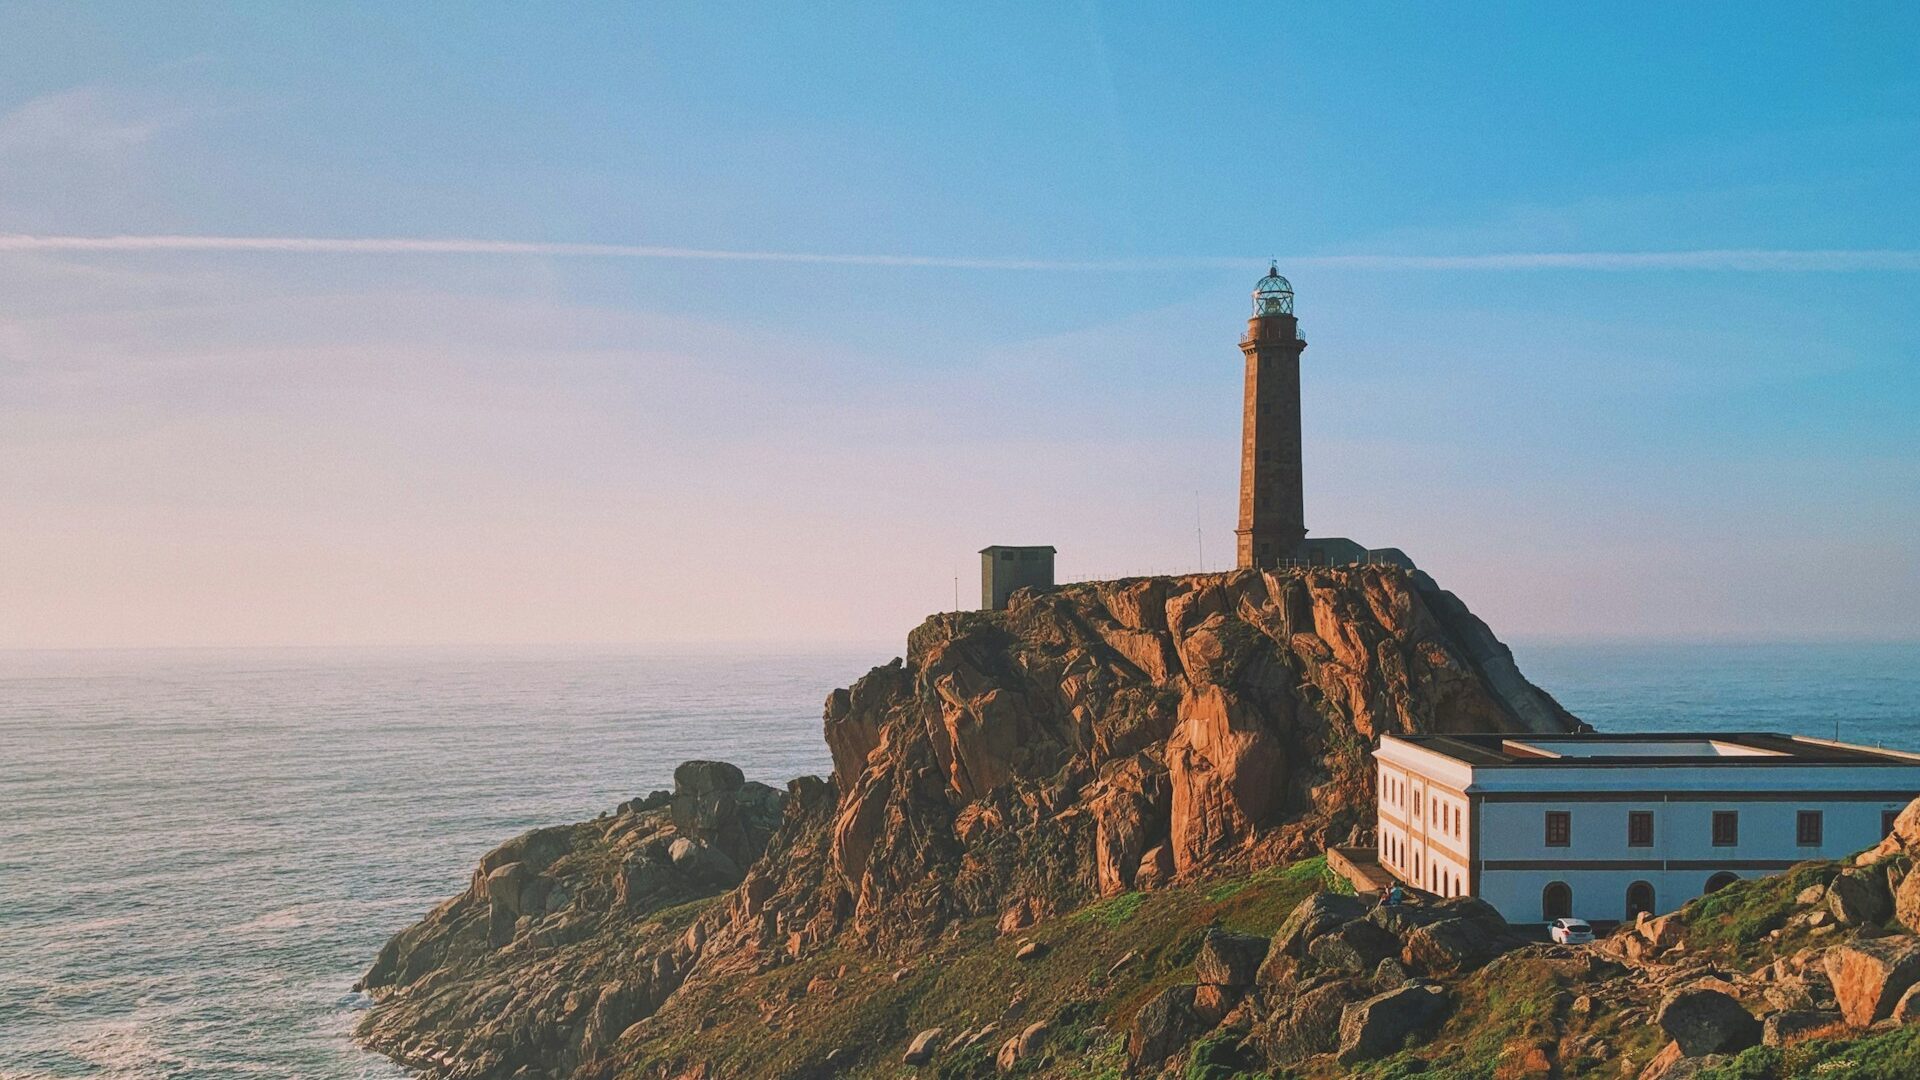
[0,641,1914,1079]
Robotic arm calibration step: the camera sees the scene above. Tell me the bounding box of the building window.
[1542,881,1572,921]
[1628,811,1654,848]
[1705,871,1740,894]
[1712,811,1739,848]
[1545,811,1571,847]
[1627,880,1656,919]
[1885,809,1900,838]
[1797,810,1823,847]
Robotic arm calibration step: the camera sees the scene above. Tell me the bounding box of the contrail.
[0,233,1916,272]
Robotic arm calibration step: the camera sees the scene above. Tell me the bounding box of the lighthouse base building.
[1374,732,1920,924]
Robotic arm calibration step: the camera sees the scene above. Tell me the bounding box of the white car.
[1549,917,1594,945]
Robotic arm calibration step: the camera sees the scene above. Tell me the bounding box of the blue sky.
[0,3,1915,647]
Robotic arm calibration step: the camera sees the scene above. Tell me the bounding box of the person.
[1388,884,1404,906]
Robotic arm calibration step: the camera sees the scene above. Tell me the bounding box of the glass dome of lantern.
[1252,263,1294,316]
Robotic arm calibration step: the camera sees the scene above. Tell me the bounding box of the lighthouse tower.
[1235,265,1308,569]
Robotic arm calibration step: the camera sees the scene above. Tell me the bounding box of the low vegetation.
[621,856,1342,1077]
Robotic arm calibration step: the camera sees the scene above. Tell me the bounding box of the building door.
[1542,881,1572,921]
[1705,871,1740,894]
[1626,881,1656,919]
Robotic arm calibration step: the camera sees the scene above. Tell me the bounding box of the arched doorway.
[1542,881,1572,921]
[1705,871,1740,894]
[1626,880,1656,919]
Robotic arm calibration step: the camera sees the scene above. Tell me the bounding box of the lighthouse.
[1235,265,1308,569]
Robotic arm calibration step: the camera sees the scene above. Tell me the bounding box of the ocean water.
[0,641,1915,1078]
[0,648,870,1080]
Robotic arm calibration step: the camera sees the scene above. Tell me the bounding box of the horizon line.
[2,635,1915,653]
[3,233,1919,272]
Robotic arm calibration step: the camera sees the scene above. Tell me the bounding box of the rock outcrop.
[762,567,1577,951]
[357,566,1582,1078]
[354,763,786,1078]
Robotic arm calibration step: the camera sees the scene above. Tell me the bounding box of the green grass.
[1347,948,1667,1080]
[1206,855,1345,904]
[1683,862,1837,958]
[1696,1025,1920,1079]
[1183,1030,1274,1080]
[1071,891,1147,928]
[617,852,1343,1078]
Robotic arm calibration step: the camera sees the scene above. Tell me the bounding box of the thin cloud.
[1,233,1916,272]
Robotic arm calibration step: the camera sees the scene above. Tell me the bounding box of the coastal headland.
[356,568,1920,1077]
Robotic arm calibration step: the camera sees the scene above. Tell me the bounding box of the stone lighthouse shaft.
[1235,265,1308,569]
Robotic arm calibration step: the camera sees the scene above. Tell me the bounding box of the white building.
[1373,733,1920,925]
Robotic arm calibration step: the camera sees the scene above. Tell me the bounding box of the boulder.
[1267,892,1367,964]
[1653,987,1761,1057]
[1192,983,1235,1024]
[1128,985,1205,1067]
[1308,919,1400,974]
[1824,937,1920,1026]
[997,899,1040,935]
[995,1022,1047,1072]
[1639,912,1686,950]
[903,1027,942,1066]
[1194,928,1270,988]
[484,862,529,917]
[1373,957,1413,987]
[1860,798,1920,866]
[1896,865,1920,934]
[1827,868,1893,926]
[669,760,771,865]
[1894,982,1920,1023]
[1401,916,1513,976]
[666,837,743,885]
[673,759,745,796]
[1134,844,1176,890]
[1762,1009,1848,1048]
[1336,984,1450,1063]
[1253,977,1371,1061]
[1761,978,1821,1013]
[1637,1041,1727,1080]
[483,861,531,946]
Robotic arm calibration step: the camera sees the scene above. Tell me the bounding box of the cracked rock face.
[787,567,1577,948]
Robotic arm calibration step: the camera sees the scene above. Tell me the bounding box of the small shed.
[979,545,1056,611]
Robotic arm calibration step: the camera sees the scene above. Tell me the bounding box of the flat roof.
[1384,732,1920,768]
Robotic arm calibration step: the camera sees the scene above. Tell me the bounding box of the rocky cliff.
[754,566,1577,953]
[356,566,1583,1078]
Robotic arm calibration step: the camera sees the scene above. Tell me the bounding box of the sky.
[1,2,1916,649]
